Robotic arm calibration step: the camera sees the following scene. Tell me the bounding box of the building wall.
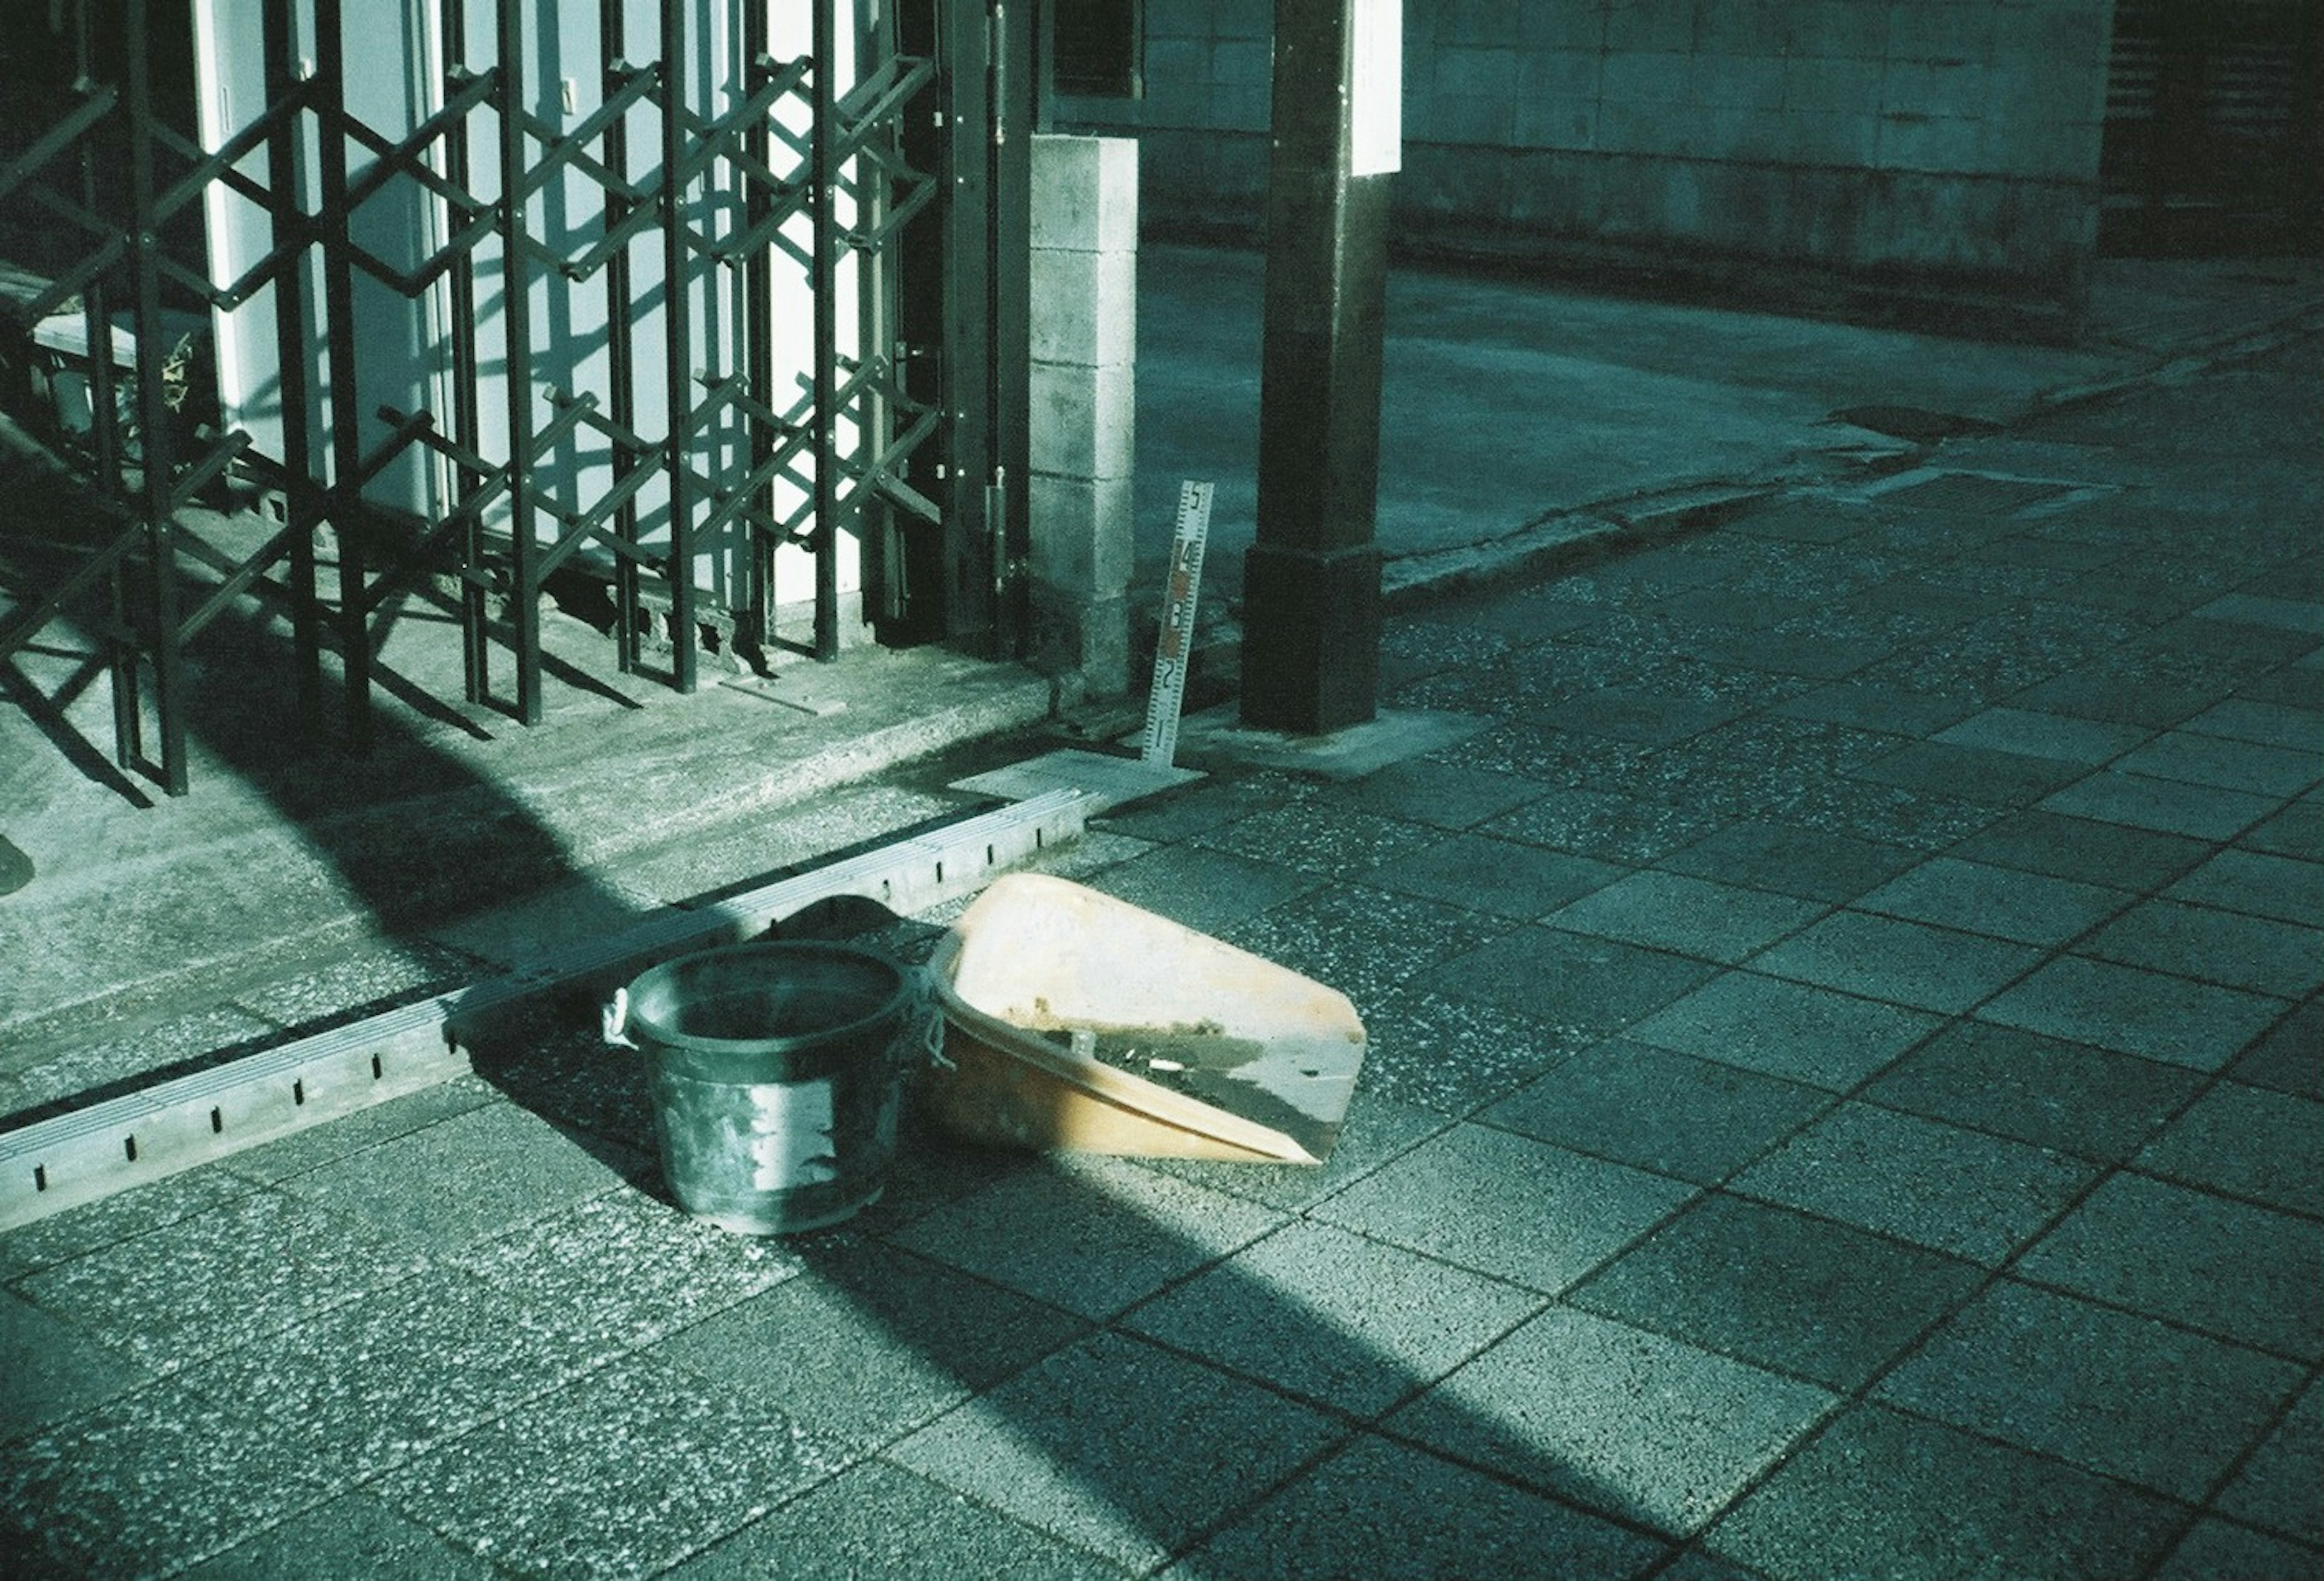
[1056,0,2118,333]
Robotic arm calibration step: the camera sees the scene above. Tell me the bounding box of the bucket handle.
[602,986,638,1051]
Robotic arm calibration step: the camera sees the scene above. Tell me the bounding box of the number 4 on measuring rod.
[1140,481,1214,769]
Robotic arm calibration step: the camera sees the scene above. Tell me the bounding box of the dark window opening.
[1049,0,1142,99]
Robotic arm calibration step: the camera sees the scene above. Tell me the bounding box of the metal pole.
[263,0,323,728]
[444,0,494,700]
[315,0,376,751]
[497,0,543,722]
[123,0,189,792]
[71,0,140,770]
[812,0,841,659]
[660,0,697,692]
[1241,0,1394,735]
[602,0,643,673]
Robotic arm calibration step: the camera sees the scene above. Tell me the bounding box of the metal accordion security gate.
[0,0,1029,797]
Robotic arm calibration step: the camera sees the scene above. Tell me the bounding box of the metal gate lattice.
[0,0,1022,796]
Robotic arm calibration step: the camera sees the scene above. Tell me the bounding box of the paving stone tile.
[1770,679,1979,737]
[1124,1219,1543,1415]
[1387,1306,1836,1538]
[1191,802,1441,879]
[2214,1380,2324,1545]
[1730,1102,2097,1265]
[2040,769,2281,841]
[1853,739,2093,807]
[1092,777,1311,843]
[1163,1432,1669,1581]
[890,1331,1343,1574]
[1133,1087,1450,1210]
[1483,1041,1830,1185]
[1352,989,1600,1115]
[2183,698,2324,751]
[2081,897,2324,998]
[2165,846,2324,925]
[2114,732,2324,797]
[1223,884,1510,1010]
[1438,719,1658,786]
[885,1155,1285,1319]
[1627,971,1943,1089]
[1317,756,1551,829]
[2191,592,2324,635]
[2017,1172,2323,1359]
[2232,998,2323,1100]
[178,1490,504,1581]
[370,1352,845,1581]
[11,1187,430,1377]
[1655,819,1923,904]
[1666,621,1899,681]
[1749,909,2043,1014]
[217,1075,505,1185]
[2241,796,2324,860]
[1948,807,2213,890]
[1932,705,2150,764]
[1765,774,2004,851]
[1461,585,1621,641]
[1479,785,1736,863]
[2152,1519,2324,1581]
[172,1259,614,1482]
[1426,926,1719,1034]
[1876,1280,2303,1501]
[666,1460,1126,1581]
[0,1288,154,1445]
[1357,833,1629,919]
[1978,955,2291,1070]
[1313,1123,1696,1293]
[2009,662,2219,730]
[1702,1402,2184,1581]
[451,1188,806,1352]
[0,1166,261,1282]
[1084,844,1325,937]
[1852,855,2127,947]
[267,1099,642,1255]
[1863,1020,2201,1163]
[1541,872,1827,964]
[0,1375,352,1581]
[1535,686,1754,746]
[1570,1194,1984,1392]
[654,1241,1087,1453]
[2135,1081,2324,1217]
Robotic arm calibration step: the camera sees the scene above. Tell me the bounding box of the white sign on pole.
[1348,0,1402,177]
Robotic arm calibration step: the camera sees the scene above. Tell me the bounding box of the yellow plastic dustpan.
[921,874,1367,1163]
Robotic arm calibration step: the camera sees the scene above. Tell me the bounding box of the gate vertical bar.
[315,0,375,751]
[123,0,189,793]
[70,0,140,769]
[444,0,495,701]
[602,0,643,674]
[660,0,697,692]
[497,0,543,723]
[741,1,776,660]
[812,0,841,660]
[264,0,324,728]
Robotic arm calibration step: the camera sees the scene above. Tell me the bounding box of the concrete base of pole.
[1238,540,1382,733]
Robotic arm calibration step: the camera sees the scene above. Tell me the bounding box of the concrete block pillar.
[1028,134,1138,696]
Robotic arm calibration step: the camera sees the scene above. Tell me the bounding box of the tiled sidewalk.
[4,338,2320,1579]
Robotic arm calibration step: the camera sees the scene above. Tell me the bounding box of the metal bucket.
[608,941,919,1235]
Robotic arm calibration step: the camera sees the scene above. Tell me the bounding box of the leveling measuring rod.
[1140,480,1215,768]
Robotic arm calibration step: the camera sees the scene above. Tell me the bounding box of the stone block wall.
[1052,0,2117,332]
[1028,134,1139,696]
